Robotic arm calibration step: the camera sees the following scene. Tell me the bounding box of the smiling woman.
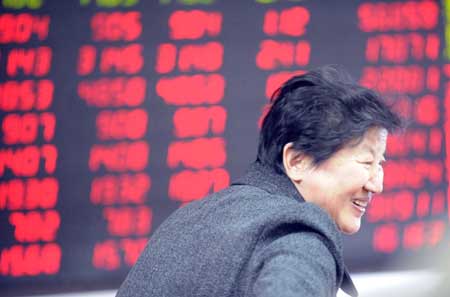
[257,66,402,238]
[283,127,388,234]
[116,66,403,297]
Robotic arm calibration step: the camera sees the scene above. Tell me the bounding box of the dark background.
[0,0,449,296]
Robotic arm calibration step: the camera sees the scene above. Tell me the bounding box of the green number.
[445,26,450,60]
[94,0,138,7]
[28,0,42,8]
[2,0,43,9]
[123,0,139,7]
[178,0,214,4]
[255,0,277,4]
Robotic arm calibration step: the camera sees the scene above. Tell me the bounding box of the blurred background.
[0,0,449,296]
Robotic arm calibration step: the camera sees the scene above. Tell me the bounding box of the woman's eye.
[357,162,371,169]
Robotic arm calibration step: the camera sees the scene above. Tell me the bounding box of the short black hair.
[256,65,403,174]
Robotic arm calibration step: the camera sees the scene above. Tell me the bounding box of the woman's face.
[298,127,388,234]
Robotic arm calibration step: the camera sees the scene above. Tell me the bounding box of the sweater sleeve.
[251,231,338,297]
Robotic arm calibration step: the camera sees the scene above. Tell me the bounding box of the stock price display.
[0,0,449,296]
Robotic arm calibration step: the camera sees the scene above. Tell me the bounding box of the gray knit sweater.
[116,162,358,297]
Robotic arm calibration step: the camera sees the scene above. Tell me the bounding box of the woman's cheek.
[353,164,371,181]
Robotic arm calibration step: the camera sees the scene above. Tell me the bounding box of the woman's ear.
[282,143,313,182]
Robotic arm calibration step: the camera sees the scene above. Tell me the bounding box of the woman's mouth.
[352,199,369,213]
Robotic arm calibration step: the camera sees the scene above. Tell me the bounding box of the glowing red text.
[89,141,149,172]
[256,40,310,70]
[90,173,150,205]
[168,168,229,202]
[103,206,152,236]
[263,7,310,36]
[0,177,58,210]
[0,80,53,111]
[0,243,61,276]
[0,144,57,177]
[96,108,147,140]
[358,1,439,32]
[156,42,224,73]
[0,14,49,43]
[173,106,227,138]
[99,44,143,74]
[7,46,52,77]
[167,137,226,169]
[169,10,221,40]
[9,210,60,242]
[156,74,225,105]
[2,112,55,144]
[78,76,145,107]
[366,33,439,63]
[91,11,141,41]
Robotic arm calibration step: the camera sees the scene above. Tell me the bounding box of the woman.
[116,66,402,297]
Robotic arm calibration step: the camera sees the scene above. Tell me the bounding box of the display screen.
[1,0,449,295]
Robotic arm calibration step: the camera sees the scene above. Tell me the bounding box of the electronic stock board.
[0,0,449,295]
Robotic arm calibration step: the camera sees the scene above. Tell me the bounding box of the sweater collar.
[232,161,359,297]
[231,161,305,203]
